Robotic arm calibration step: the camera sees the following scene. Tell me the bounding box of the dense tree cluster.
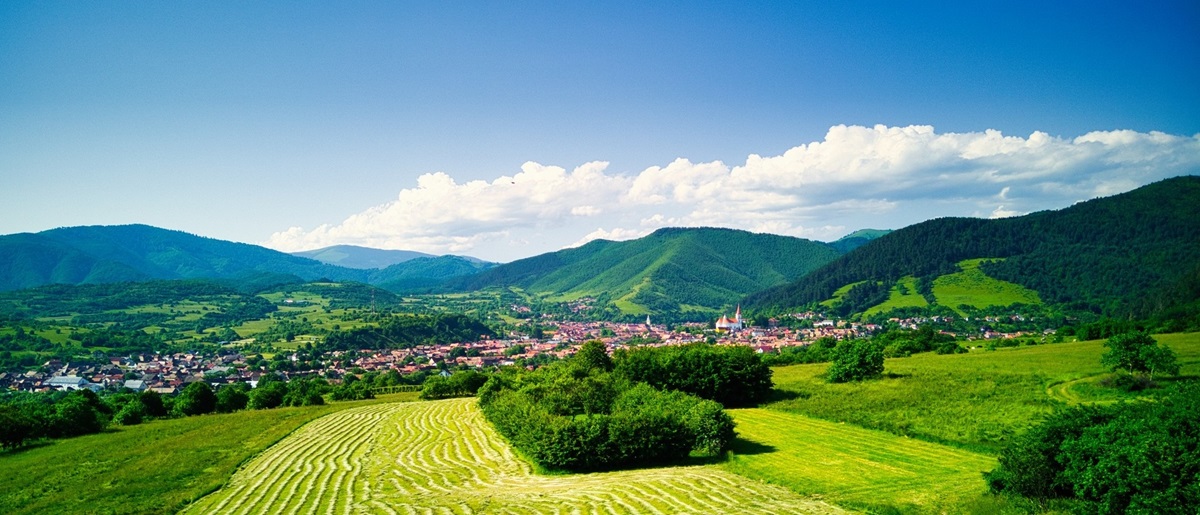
[985,383,1199,513]
[478,341,736,472]
[613,343,773,408]
[321,313,491,351]
[419,370,488,400]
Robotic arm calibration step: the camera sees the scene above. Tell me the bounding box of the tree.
[826,339,885,383]
[1101,331,1178,379]
[0,403,37,449]
[248,381,288,410]
[139,390,167,418]
[574,340,613,372]
[174,382,217,416]
[216,383,250,413]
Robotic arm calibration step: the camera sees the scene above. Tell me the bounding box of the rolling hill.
[0,225,494,293]
[746,175,1200,319]
[449,227,843,316]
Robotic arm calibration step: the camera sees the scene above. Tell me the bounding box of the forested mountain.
[291,245,434,269]
[368,256,496,292]
[746,176,1200,319]
[828,229,892,253]
[0,225,360,291]
[448,227,843,315]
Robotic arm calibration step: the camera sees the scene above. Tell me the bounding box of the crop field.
[185,398,844,515]
[0,401,356,515]
[768,333,1200,453]
[931,259,1040,314]
[725,408,996,513]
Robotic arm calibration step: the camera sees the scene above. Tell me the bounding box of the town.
[5,307,1051,394]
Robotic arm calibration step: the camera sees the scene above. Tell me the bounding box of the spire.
[735,304,742,323]
[645,314,652,327]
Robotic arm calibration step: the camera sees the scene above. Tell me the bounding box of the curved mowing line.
[189,399,844,514]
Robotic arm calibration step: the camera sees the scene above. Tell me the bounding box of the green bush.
[826,339,885,383]
[986,383,1200,513]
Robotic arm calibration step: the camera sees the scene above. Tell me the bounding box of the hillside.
[746,176,1200,318]
[827,228,891,253]
[450,227,842,315]
[291,245,433,269]
[368,255,496,292]
[0,225,495,293]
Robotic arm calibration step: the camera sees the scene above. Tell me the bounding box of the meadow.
[930,259,1041,314]
[185,397,843,515]
[766,333,1200,453]
[725,408,996,513]
[864,276,927,316]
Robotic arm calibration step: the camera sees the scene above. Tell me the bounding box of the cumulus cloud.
[265,125,1200,261]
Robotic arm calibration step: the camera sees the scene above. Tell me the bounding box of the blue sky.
[2,1,1198,262]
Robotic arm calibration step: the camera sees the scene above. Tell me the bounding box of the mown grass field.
[767,333,1200,453]
[726,408,996,513]
[0,393,417,515]
[931,259,1041,314]
[185,397,843,515]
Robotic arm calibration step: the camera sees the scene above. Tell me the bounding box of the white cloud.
[566,227,653,249]
[265,125,1200,261]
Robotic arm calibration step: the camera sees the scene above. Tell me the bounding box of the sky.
[2,1,1198,262]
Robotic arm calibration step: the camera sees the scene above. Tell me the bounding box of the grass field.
[185,398,844,515]
[0,393,417,515]
[767,333,1200,453]
[931,259,1041,314]
[864,276,928,316]
[726,408,996,513]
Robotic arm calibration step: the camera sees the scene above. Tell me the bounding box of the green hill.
[0,225,495,293]
[828,228,892,253]
[451,227,842,316]
[291,245,434,269]
[747,176,1200,318]
[368,255,497,292]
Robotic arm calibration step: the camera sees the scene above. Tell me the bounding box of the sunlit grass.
[0,393,417,515]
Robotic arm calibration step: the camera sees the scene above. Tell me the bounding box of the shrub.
[826,339,885,383]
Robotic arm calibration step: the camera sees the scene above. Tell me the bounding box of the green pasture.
[767,333,1200,453]
[932,259,1041,314]
[820,281,865,309]
[864,276,928,316]
[726,408,996,513]
[0,393,417,515]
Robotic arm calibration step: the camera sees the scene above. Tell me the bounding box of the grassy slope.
[766,333,1200,454]
[864,276,927,315]
[0,393,417,515]
[726,409,995,513]
[932,259,1041,314]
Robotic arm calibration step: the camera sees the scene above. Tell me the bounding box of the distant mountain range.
[746,175,1200,320]
[291,245,435,269]
[0,223,861,315]
[3,177,1194,320]
[0,225,494,293]
[446,227,847,315]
